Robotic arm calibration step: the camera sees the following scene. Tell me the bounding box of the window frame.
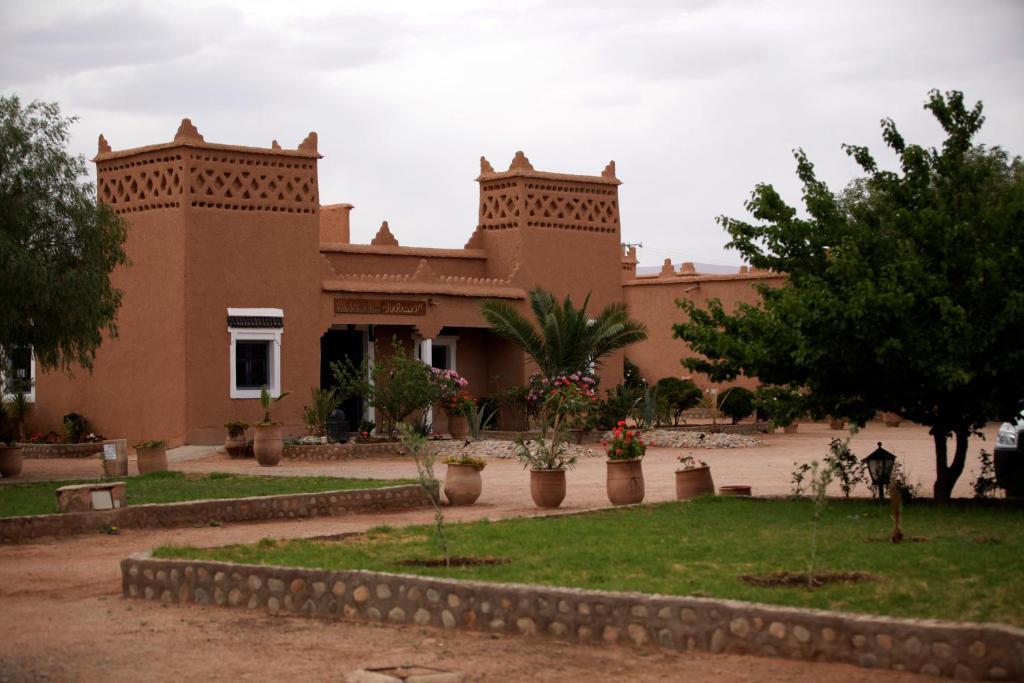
[228,308,283,400]
[2,346,35,403]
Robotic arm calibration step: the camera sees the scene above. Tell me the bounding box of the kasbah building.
[25,118,783,447]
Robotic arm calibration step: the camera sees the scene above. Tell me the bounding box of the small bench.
[56,482,127,513]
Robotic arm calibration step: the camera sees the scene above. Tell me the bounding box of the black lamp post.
[326,408,350,444]
[862,442,896,499]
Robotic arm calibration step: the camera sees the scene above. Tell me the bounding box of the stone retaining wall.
[19,443,103,459]
[121,557,1022,681]
[0,485,429,543]
[282,441,404,461]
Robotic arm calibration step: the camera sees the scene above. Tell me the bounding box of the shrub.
[442,454,486,470]
[301,388,341,437]
[62,412,88,443]
[654,377,702,426]
[719,386,756,424]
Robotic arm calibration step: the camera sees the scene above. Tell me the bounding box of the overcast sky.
[2,0,1022,266]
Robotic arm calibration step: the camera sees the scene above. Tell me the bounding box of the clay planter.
[253,424,283,466]
[0,446,24,478]
[782,424,799,434]
[136,445,168,474]
[882,412,902,428]
[448,414,469,439]
[225,432,249,458]
[719,485,752,496]
[530,469,567,508]
[675,466,714,500]
[828,419,846,430]
[606,458,645,506]
[443,463,483,505]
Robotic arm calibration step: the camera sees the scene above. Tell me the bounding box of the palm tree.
[479,288,648,379]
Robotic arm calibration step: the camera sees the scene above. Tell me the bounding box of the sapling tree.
[397,422,449,566]
[807,461,834,587]
[824,438,866,498]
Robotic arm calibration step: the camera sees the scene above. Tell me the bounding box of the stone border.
[283,441,404,461]
[0,485,429,543]
[19,442,103,459]
[122,556,1022,681]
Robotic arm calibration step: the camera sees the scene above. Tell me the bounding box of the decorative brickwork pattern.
[189,154,317,214]
[122,558,1024,681]
[523,183,618,233]
[97,154,184,214]
[0,485,428,543]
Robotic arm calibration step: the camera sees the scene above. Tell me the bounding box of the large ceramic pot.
[828,419,846,430]
[448,414,469,439]
[253,424,283,466]
[225,431,249,458]
[782,424,799,434]
[607,458,645,506]
[443,463,482,505]
[0,446,24,478]
[675,465,714,500]
[530,469,566,508]
[136,445,168,474]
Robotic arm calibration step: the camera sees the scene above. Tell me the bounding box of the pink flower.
[616,448,622,455]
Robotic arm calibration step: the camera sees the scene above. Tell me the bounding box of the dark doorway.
[321,329,364,428]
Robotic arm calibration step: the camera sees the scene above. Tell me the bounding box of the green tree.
[719,386,756,424]
[654,377,702,426]
[674,90,1024,502]
[479,288,648,379]
[0,96,128,384]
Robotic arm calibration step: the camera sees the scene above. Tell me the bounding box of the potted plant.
[134,439,167,474]
[224,421,249,458]
[604,420,645,505]
[442,454,486,505]
[675,453,714,500]
[828,417,847,430]
[445,391,474,439]
[882,411,902,428]
[254,384,289,466]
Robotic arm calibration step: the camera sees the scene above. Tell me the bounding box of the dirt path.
[0,423,978,680]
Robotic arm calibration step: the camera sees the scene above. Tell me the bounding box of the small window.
[2,346,35,402]
[235,341,270,389]
[228,308,283,399]
[431,345,450,370]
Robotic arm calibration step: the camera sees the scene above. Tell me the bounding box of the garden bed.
[156,497,1024,627]
[18,442,103,459]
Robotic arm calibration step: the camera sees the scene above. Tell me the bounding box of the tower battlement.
[475,152,621,236]
[94,119,321,215]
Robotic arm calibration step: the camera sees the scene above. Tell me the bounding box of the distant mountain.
[635,262,741,276]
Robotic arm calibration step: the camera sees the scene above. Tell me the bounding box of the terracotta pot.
[782,424,799,434]
[719,485,752,496]
[606,458,645,506]
[448,414,469,439]
[882,412,902,428]
[253,424,283,466]
[828,419,846,430]
[530,469,566,508]
[443,463,482,505]
[675,466,714,500]
[225,432,248,458]
[0,446,24,478]
[136,446,168,474]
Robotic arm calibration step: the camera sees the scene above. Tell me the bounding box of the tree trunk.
[932,426,970,503]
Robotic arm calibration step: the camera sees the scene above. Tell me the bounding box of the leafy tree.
[719,386,756,424]
[654,377,702,426]
[675,90,1024,502]
[0,96,128,384]
[332,337,438,435]
[480,288,648,379]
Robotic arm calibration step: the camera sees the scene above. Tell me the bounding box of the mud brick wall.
[122,557,1023,681]
[0,485,429,543]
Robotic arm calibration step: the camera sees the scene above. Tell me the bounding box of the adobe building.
[23,120,782,446]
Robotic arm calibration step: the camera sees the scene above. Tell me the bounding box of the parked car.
[994,409,1024,497]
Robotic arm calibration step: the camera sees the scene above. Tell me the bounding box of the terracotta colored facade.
[27,121,776,446]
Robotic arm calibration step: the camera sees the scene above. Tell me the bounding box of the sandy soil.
[0,422,987,681]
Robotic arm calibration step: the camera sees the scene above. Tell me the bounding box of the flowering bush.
[444,390,475,417]
[603,421,646,460]
[28,431,63,444]
[431,368,470,414]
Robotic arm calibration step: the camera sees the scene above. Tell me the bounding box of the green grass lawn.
[0,471,416,518]
[156,497,1024,626]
